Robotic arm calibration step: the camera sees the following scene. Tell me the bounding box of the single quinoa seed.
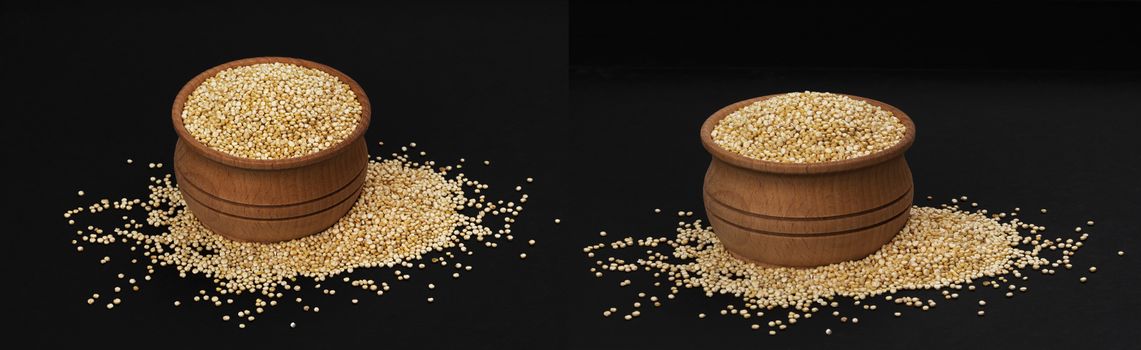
[711,92,906,163]
[181,62,363,159]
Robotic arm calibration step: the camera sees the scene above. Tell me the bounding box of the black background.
[3,1,573,348]
[571,1,1141,70]
[569,1,1141,349]
[4,1,1141,349]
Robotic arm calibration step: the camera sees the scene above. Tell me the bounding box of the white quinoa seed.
[66,143,533,326]
[181,62,362,160]
[585,200,1095,334]
[112,159,511,292]
[711,92,906,163]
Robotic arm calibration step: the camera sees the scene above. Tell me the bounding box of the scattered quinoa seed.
[65,141,534,327]
[585,199,1099,334]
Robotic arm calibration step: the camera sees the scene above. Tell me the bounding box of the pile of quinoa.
[584,199,1110,335]
[181,62,363,160]
[711,91,907,163]
[64,143,535,329]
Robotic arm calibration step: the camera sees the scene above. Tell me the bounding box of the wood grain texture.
[700,94,916,267]
[181,185,364,243]
[170,57,372,242]
[173,139,368,220]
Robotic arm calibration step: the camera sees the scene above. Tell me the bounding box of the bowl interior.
[699,93,915,175]
[171,57,372,170]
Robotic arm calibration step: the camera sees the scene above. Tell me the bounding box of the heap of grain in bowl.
[711,91,906,163]
[181,62,363,160]
[584,200,1114,335]
[63,142,537,329]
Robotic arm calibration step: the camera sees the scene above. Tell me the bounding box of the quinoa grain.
[181,62,362,159]
[587,200,1097,334]
[711,92,906,163]
[66,143,532,328]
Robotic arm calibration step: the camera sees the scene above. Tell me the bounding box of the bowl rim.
[700,93,916,175]
[171,56,371,170]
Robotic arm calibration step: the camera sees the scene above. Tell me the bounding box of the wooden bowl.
[171,57,371,243]
[700,94,916,267]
